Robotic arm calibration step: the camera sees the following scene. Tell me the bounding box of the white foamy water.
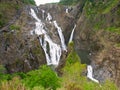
[34,0,60,6]
[87,65,99,83]
[46,13,52,21]
[66,8,69,13]
[69,24,76,43]
[30,8,62,65]
[53,21,67,51]
[41,9,45,19]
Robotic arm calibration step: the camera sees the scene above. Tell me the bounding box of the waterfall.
[53,21,67,51]
[46,13,52,21]
[66,8,69,13]
[87,65,99,83]
[41,9,45,19]
[30,8,100,82]
[69,24,76,43]
[30,8,62,65]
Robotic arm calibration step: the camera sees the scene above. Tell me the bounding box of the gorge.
[0,0,120,90]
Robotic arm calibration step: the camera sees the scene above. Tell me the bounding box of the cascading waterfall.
[87,65,99,83]
[53,21,67,51]
[30,8,63,65]
[67,24,99,83]
[41,9,45,19]
[30,8,67,65]
[30,7,99,83]
[69,24,76,43]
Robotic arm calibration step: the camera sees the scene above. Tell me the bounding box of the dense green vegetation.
[84,0,119,16]
[0,42,118,90]
[22,0,35,5]
[83,0,120,34]
[0,0,35,28]
[0,2,16,28]
[59,0,83,5]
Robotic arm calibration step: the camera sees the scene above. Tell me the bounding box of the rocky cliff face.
[73,0,120,87]
[0,5,46,73]
[0,0,120,87]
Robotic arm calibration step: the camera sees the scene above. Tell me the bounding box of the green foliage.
[0,2,20,28]
[22,0,35,5]
[0,65,6,74]
[84,0,119,17]
[23,65,60,90]
[0,19,6,28]
[59,0,82,5]
[0,74,11,83]
[106,26,120,34]
[0,0,35,28]
[32,86,45,90]
[0,42,119,90]
[10,25,20,31]
[0,77,26,90]
[116,43,120,47]
[102,0,119,14]
[0,65,12,83]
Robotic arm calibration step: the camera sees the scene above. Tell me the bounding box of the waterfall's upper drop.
[30,8,67,66]
[34,0,60,6]
[69,24,76,43]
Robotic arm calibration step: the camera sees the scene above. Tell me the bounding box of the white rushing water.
[87,65,99,83]
[30,8,100,83]
[41,9,45,19]
[69,24,76,43]
[30,8,63,65]
[46,13,52,21]
[66,8,69,13]
[53,21,67,51]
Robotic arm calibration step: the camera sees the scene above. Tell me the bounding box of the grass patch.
[84,0,119,17]
[106,26,120,34]
[102,0,119,14]
[10,25,20,31]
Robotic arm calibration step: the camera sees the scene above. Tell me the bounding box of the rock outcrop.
[0,6,46,73]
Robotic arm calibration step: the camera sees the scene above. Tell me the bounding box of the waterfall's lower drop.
[87,65,99,83]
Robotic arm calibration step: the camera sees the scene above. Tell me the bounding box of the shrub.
[23,65,61,90]
[0,77,26,90]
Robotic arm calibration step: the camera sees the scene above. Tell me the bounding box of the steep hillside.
[73,0,120,86]
[57,0,120,87]
[0,0,35,28]
[0,0,46,73]
[0,0,120,89]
